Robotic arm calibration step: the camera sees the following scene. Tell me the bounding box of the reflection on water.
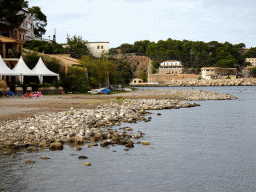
[1,86,256,192]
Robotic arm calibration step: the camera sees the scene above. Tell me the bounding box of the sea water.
[1,86,256,192]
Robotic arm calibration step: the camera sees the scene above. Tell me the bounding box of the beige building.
[63,41,109,58]
[131,78,143,84]
[158,60,184,75]
[245,58,256,66]
[84,41,109,58]
[242,66,255,78]
[201,67,237,79]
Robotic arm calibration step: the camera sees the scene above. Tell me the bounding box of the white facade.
[160,60,182,66]
[85,42,109,58]
[245,58,256,66]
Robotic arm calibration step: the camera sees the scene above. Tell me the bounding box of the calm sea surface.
[1,86,256,192]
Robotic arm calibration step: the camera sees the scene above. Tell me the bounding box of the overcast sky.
[29,0,256,48]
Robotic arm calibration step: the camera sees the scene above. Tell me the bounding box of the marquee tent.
[12,56,38,84]
[32,57,60,84]
[0,55,19,80]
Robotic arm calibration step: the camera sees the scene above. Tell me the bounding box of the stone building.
[245,58,256,66]
[242,66,255,78]
[158,60,184,75]
[201,67,237,79]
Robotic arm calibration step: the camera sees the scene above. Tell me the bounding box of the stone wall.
[133,78,256,87]
[148,74,199,84]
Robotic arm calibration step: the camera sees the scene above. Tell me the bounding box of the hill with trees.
[112,39,256,72]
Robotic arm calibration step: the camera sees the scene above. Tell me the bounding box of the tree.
[216,59,235,68]
[251,67,256,77]
[67,35,90,59]
[28,6,47,38]
[0,0,28,27]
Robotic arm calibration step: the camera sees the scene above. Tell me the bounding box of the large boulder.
[49,142,63,150]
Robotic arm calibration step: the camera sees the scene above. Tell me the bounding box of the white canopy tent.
[32,57,60,84]
[12,56,38,84]
[0,55,19,80]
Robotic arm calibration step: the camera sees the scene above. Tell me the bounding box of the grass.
[172,91,183,96]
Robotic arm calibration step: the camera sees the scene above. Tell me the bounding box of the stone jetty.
[134,78,256,87]
[0,90,238,150]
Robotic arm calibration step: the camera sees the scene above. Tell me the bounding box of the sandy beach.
[0,89,237,122]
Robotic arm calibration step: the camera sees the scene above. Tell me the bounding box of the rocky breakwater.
[0,89,237,151]
[0,99,200,151]
[166,78,256,87]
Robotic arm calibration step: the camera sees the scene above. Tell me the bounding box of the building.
[201,67,237,79]
[62,41,109,58]
[158,60,184,75]
[131,78,143,84]
[238,48,250,55]
[85,42,109,58]
[242,66,255,78]
[245,58,256,66]
[0,9,35,42]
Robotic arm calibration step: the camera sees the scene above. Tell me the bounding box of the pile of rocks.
[0,99,199,150]
[167,78,256,87]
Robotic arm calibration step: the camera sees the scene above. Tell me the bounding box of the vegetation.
[28,6,47,38]
[116,39,249,69]
[24,40,65,54]
[24,51,61,74]
[0,0,28,27]
[66,35,90,59]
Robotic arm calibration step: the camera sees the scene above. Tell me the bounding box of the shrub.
[30,82,39,92]
[0,80,7,90]
[73,74,91,93]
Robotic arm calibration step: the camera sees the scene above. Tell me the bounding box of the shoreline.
[0,89,238,152]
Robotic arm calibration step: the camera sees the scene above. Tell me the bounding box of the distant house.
[201,67,237,79]
[245,58,256,66]
[238,48,250,55]
[85,42,109,58]
[131,78,143,84]
[158,60,184,75]
[0,9,35,42]
[62,41,109,58]
[242,66,255,78]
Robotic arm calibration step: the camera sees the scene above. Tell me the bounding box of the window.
[101,46,103,49]
[97,46,100,49]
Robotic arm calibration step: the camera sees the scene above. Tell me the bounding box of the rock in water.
[49,142,63,150]
[78,155,88,159]
[26,160,35,164]
[142,141,150,145]
[40,156,50,160]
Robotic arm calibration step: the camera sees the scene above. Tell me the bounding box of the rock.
[124,148,129,151]
[27,147,38,153]
[26,160,35,164]
[142,141,150,145]
[156,113,161,116]
[27,130,34,134]
[78,155,88,159]
[125,140,134,148]
[100,140,110,147]
[76,147,82,151]
[83,163,91,166]
[88,144,92,148]
[126,128,133,131]
[39,142,49,148]
[49,142,63,150]
[40,156,50,160]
